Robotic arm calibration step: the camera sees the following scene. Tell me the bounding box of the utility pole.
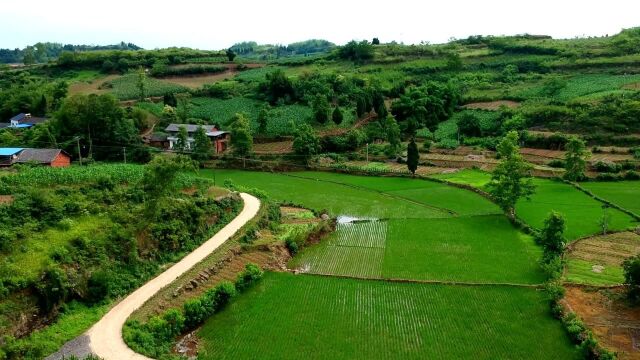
[76,137,82,165]
[123,147,127,164]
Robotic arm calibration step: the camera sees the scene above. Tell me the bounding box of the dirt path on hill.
[49,193,260,360]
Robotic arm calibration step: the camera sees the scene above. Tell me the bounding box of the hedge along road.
[87,193,261,360]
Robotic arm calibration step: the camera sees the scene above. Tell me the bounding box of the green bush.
[183,298,207,329]
[235,263,264,292]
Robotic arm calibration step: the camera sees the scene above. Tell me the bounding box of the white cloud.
[2,0,639,49]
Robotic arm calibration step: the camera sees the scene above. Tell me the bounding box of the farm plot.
[293,215,543,284]
[200,170,451,219]
[382,216,544,284]
[291,220,387,278]
[104,74,188,100]
[430,171,637,240]
[430,168,492,188]
[189,97,313,135]
[516,178,637,240]
[197,272,578,360]
[565,231,640,285]
[580,180,640,215]
[291,172,501,216]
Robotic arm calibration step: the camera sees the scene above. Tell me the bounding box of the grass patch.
[105,73,188,100]
[1,215,112,284]
[197,272,578,360]
[189,97,314,135]
[201,170,451,219]
[516,178,637,240]
[580,180,640,215]
[293,216,543,284]
[382,216,544,284]
[430,168,492,188]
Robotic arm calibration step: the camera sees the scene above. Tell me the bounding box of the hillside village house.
[0,148,71,167]
[1,113,49,129]
[164,124,229,153]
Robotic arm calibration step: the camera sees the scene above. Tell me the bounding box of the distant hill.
[0,41,142,64]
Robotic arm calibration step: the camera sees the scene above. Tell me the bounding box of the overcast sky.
[2,0,639,49]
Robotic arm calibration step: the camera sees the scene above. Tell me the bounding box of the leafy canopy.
[487,131,536,215]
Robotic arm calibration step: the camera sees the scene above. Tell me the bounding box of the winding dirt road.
[87,193,260,360]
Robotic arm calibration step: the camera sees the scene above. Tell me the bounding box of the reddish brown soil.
[569,232,640,267]
[0,195,14,205]
[253,141,293,154]
[564,286,640,359]
[462,100,520,110]
[68,74,120,96]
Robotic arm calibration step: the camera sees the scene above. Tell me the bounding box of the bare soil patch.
[68,75,120,96]
[0,195,14,205]
[253,141,293,154]
[623,82,640,90]
[318,113,376,137]
[569,232,640,267]
[160,71,236,89]
[564,286,640,359]
[462,100,520,110]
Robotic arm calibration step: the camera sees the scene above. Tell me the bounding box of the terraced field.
[580,180,640,215]
[516,178,637,240]
[430,169,638,240]
[292,216,543,284]
[197,273,578,360]
[565,231,640,285]
[193,170,580,358]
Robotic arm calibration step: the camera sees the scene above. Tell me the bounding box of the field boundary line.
[297,271,543,288]
[565,179,640,221]
[281,172,458,216]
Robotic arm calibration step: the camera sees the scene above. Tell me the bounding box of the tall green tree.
[564,136,589,182]
[176,94,191,122]
[226,48,236,62]
[311,95,330,124]
[262,69,294,104]
[391,82,461,133]
[140,154,196,213]
[406,138,419,176]
[192,126,212,162]
[384,115,401,156]
[538,211,566,261]
[230,113,253,158]
[257,106,270,134]
[487,131,536,216]
[332,106,344,125]
[175,126,189,153]
[54,94,140,161]
[293,123,320,162]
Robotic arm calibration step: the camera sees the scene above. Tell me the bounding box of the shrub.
[593,161,621,173]
[210,281,236,310]
[623,255,640,305]
[235,263,264,292]
[547,159,565,168]
[595,173,621,182]
[623,170,640,180]
[87,270,113,304]
[183,298,206,329]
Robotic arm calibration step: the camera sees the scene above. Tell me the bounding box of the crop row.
[105,74,189,100]
[197,272,578,359]
[1,164,208,189]
[190,97,313,135]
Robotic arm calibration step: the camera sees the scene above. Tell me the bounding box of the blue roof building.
[0,148,24,166]
[0,148,24,156]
